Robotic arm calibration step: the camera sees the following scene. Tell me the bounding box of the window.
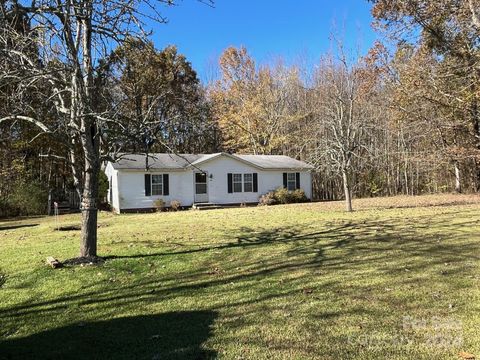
[151,174,163,195]
[233,173,242,192]
[287,173,296,191]
[244,173,253,192]
[228,173,258,193]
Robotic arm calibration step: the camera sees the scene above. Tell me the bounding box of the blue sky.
[151,1,379,81]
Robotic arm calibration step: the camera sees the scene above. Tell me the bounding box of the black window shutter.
[283,173,288,188]
[227,173,233,193]
[145,174,151,196]
[253,173,258,192]
[163,174,169,195]
[296,172,300,189]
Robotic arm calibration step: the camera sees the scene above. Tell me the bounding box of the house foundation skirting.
[118,202,260,213]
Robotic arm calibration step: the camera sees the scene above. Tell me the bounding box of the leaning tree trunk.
[342,169,353,212]
[454,161,462,193]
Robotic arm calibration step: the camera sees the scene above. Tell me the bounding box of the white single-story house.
[104,152,314,213]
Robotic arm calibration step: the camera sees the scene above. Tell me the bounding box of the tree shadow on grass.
[4,214,478,315]
[102,222,355,262]
[0,224,39,231]
[0,311,217,360]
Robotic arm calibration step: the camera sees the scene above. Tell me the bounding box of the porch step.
[192,203,224,210]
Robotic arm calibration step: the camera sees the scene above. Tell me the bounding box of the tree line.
[1,0,479,256]
[209,0,480,210]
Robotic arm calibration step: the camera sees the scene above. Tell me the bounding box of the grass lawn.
[1,194,480,359]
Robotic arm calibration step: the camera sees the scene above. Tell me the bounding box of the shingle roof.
[235,154,314,170]
[112,153,204,169]
[111,153,313,170]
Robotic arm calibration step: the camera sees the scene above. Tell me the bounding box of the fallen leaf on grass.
[459,351,475,359]
[207,267,222,275]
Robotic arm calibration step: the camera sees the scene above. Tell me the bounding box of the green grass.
[1,194,480,359]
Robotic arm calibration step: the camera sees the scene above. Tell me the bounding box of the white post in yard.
[54,201,59,230]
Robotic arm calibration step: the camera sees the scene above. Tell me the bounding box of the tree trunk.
[403,159,409,195]
[79,116,100,258]
[80,157,99,257]
[342,169,353,212]
[454,161,462,193]
[47,190,52,216]
[474,159,480,192]
[69,139,83,207]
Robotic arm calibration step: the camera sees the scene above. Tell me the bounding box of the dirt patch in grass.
[55,223,108,231]
[56,225,81,231]
[63,256,105,266]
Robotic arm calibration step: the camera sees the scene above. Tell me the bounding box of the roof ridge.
[111,152,314,170]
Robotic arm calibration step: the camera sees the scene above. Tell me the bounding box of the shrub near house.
[259,188,308,206]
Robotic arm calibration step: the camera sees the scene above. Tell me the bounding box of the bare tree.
[0,0,210,259]
[310,47,377,211]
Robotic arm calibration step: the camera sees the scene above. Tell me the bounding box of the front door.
[194,172,209,203]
